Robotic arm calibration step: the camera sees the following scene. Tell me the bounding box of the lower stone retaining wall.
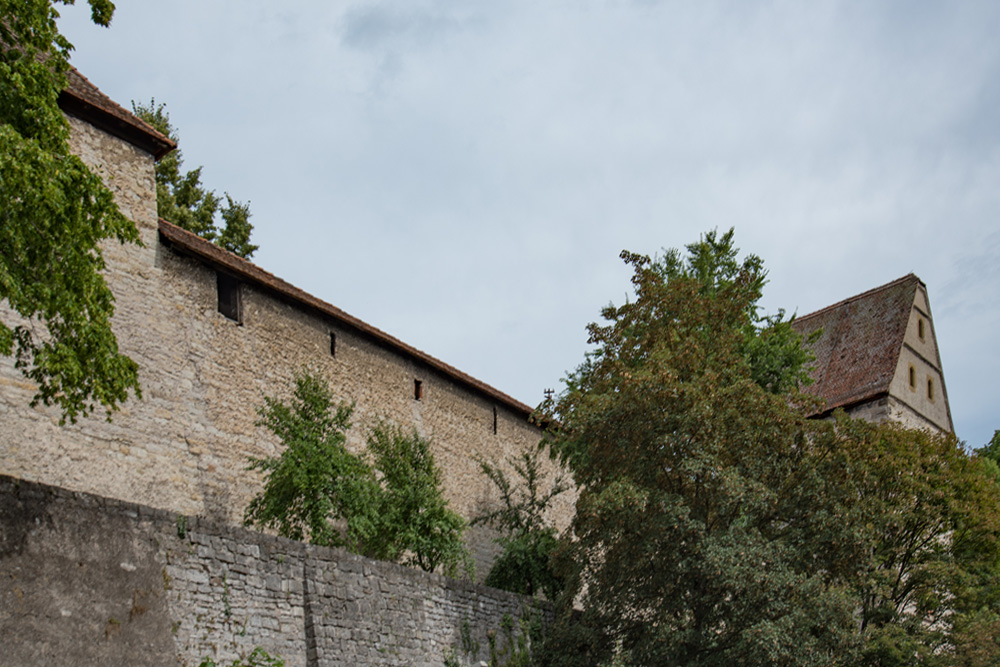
[0,475,551,666]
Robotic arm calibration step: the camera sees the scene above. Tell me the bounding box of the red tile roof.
[59,68,175,159]
[791,274,921,414]
[157,219,537,420]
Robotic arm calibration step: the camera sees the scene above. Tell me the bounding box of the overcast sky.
[58,1,998,447]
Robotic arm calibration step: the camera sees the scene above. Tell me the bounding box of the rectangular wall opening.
[330,332,337,357]
[217,272,242,323]
[414,379,423,401]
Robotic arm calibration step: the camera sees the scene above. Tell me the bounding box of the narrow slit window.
[329,332,337,357]
[908,365,916,390]
[918,318,925,341]
[927,377,934,402]
[217,272,242,322]
[492,406,498,435]
[414,379,423,401]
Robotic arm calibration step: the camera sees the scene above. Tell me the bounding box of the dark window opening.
[918,318,925,340]
[414,379,423,401]
[217,272,242,322]
[908,365,916,390]
[330,332,337,357]
[927,377,934,401]
[492,406,498,435]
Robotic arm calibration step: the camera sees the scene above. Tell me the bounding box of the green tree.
[542,231,855,666]
[539,231,1000,666]
[0,0,141,423]
[366,421,471,577]
[473,449,569,598]
[132,100,257,258]
[245,369,470,576]
[244,369,378,551]
[977,430,1000,485]
[797,417,1000,665]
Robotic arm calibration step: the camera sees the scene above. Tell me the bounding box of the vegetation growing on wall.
[0,0,141,423]
[132,99,257,259]
[473,449,568,599]
[199,647,284,667]
[366,419,472,576]
[445,611,545,667]
[244,368,470,576]
[537,230,1000,666]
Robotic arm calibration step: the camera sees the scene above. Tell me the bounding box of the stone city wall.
[0,112,574,577]
[0,475,553,667]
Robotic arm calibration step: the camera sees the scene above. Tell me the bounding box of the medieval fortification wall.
[0,475,550,666]
[0,111,574,577]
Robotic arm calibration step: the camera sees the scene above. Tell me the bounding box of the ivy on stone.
[199,647,284,667]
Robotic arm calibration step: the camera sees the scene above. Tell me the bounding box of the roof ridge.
[794,273,922,323]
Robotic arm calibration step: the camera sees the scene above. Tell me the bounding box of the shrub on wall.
[244,369,470,576]
[366,420,472,576]
[473,448,568,598]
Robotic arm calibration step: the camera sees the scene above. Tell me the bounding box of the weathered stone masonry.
[0,475,553,667]
[0,83,575,577]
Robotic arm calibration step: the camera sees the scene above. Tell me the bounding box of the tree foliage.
[244,370,376,551]
[801,418,1000,665]
[244,369,470,576]
[0,0,141,422]
[977,430,1000,485]
[132,100,257,258]
[366,420,471,576]
[542,230,854,666]
[473,448,569,599]
[539,230,1000,666]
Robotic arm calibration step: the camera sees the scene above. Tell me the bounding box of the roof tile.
[59,68,175,159]
[791,274,920,414]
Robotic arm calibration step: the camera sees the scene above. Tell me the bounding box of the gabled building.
[791,274,953,434]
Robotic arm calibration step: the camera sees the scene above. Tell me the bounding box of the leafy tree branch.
[1,0,141,422]
[473,448,569,598]
[244,369,470,577]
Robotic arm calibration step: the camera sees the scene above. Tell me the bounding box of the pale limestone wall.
[887,286,950,433]
[843,396,891,424]
[0,114,574,578]
[886,396,946,433]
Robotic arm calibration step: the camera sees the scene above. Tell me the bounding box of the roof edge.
[806,389,890,419]
[794,273,923,325]
[59,68,175,160]
[157,219,537,421]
